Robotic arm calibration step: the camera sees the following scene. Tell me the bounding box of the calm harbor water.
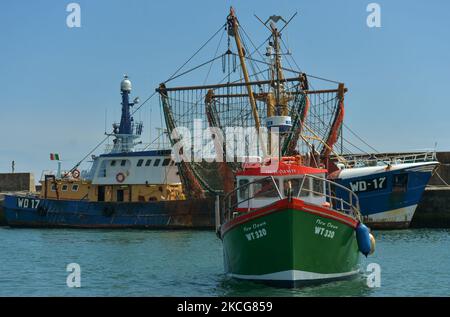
[0,227,449,296]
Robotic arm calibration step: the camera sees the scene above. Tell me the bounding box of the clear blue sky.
[1,0,449,177]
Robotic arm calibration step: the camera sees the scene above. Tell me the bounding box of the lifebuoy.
[116,172,126,183]
[72,169,80,179]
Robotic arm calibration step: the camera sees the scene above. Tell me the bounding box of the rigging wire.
[164,23,226,84]
[203,28,226,85]
[281,36,379,155]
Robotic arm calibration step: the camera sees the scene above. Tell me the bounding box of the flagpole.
[57,161,61,178]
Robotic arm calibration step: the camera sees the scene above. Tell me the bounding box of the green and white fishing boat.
[218,157,372,287]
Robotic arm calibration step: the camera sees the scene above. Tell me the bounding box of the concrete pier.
[412,187,450,228]
[412,152,450,228]
[0,195,5,226]
[0,173,36,226]
[0,173,36,192]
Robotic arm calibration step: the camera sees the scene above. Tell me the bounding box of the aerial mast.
[227,7,266,156]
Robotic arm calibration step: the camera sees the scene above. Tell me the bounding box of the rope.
[67,90,159,174]
[433,167,450,186]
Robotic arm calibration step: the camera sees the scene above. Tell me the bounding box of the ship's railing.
[222,175,361,223]
[340,151,437,168]
[39,169,90,181]
[111,121,144,136]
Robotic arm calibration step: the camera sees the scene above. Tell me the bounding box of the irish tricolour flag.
[50,153,60,161]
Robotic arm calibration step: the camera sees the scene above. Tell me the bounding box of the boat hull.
[220,199,360,287]
[332,162,438,230]
[3,195,215,229]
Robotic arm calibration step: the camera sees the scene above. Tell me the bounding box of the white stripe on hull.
[364,204,417,223]
[229,269,360,282]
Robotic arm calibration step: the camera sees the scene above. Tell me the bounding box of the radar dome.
[120,75,132,92]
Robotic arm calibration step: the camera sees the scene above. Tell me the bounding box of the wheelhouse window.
[98,161,107,177]
[72,184,79,192]
[393,174,408,193]
[154,159,161,166]
[145,159,152,166]
[238,179,250,201]
[110,160,116,166]
[61,184,68,192]
[283,178,304,197]
[137,159,144,167]
[51,184,57,191]
[162,158,171,166]
[253,178,279,199]
[121,160,126,166]
[312,178,325,197]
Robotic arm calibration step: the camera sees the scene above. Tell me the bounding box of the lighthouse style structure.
[111,75,143,153]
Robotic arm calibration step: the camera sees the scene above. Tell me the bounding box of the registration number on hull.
[17,198,40,209]
[314,219,337,239]
[243,221,268,242]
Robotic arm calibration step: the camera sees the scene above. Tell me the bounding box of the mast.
[108,75,143,153]
[228,8,264,155]
[271,22,287,117]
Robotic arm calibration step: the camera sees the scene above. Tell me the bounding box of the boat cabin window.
[72,184,79,192]
[312,178,325,197]
[145,159,152,166]
[98,161,107,178]
[253,178,279,199]
[51,184,57,191]
[393,173,408,193]
[154,159,161,166]
[162,158,171,166]
[137,159,144,167]
[120,160,127,166]
[283,178,306,197]
[111,160,116,166]
[238,179,250,200]
[61,184,68,192]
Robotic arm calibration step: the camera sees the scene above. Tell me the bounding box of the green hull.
[221,201,360,287]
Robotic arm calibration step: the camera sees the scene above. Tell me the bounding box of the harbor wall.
[412,187,450,228]
[0,173,36,226]
[411,152,450,228]
[428,152,450,186]
[0,173,36,193]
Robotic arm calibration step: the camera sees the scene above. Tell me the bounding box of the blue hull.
[331,162,437,229]
[3,195,215,229]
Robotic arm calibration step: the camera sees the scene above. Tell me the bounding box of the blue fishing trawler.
[3,76,215,229]
[329,153,439,229]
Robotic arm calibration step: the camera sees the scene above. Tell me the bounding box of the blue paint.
[119,89,133,135]
[356,223,371,257]
[333,165,434,218]
[3,195,214,229]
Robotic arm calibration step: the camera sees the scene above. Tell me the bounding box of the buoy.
[116,172,126,183]
[356,223,372,257]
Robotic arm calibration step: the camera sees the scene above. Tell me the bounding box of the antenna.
[254,12,298,33]
[104,108,107,134]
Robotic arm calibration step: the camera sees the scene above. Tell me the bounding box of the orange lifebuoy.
[281,156,302,165]
[116,172,126,183]
[72,169,80,179]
